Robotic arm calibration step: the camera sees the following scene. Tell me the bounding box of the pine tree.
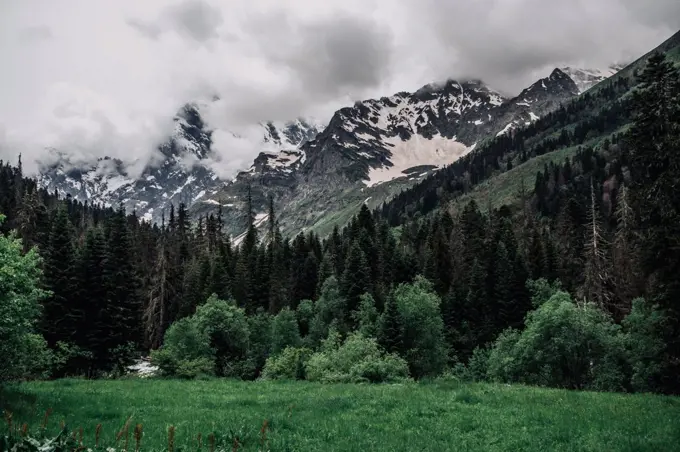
[463,258,488,353]
[103,207,142,353]
[341,241,372,317]
[378,296,402,354]
[80,228,109,373]
[492,241,514,333]
[316,250,336,296]
[627,53,680,390]
[145,234,177,349]
[242,184,258,255]
[580,180,612,310]
[42,208,78,348]
[611,185,641,314]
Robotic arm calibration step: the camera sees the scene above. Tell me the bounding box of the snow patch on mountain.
[365,134,472,187]
[561,65,624,93]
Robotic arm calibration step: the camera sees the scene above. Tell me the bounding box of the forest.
[1,53,679,395]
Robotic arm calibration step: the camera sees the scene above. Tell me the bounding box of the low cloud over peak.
[0,0,678,177]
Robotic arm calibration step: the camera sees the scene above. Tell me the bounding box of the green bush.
[486,291,626,390]
[271,307,301,354]
[193,294,250,377]
[621,298,667,392]
[393,276,448,378]
[261,347,312,380]
[51,341,93,378]
[296,299,314,338]
[174,357,216,379]
[308,277,348,345]
[9,333,53,380]
[151,317,215,379]
[0,216,50,382]
[305,333,410,383]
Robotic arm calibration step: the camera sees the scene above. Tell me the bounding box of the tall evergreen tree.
[42,208,78,347]
[378,296,402,354]
[627,52,680,390]
[341,241,372,317]
[103,207,142,352]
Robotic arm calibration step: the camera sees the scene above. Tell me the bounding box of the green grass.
[2,379,680,451]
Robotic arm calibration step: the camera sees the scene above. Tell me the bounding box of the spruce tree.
[80,228,110,372]
[103,207,142,354]
[341,241,372,317]
[378,296,402,354]
[627,52,680,390]
[42,208,78,348]
[492,241,514,333]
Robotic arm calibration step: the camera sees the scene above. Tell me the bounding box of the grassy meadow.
[2,379,680,451]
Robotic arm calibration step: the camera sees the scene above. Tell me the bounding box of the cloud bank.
[0,0,677,177]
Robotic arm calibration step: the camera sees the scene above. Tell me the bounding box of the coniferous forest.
[1,53,680,398]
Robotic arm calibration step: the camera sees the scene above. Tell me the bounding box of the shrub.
[51,341,93,378]
[621,298,668,392]
[193,295,250,377]
[246,310,273,379]
[295,299,314,338]
[261,347,312,380]
[352,293,379,338]
[174,357,215,380]
[0,218,50,382]
[151,317,215,379]
[9,333,53,380]
[393,276,448,378]
[308,277,348,345]
[305,333,410,383]
[271,307,301,354]
[486,291,626,390]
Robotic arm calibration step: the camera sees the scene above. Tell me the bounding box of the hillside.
[380,29,680,225]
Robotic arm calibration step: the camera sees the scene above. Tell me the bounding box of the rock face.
[560,65,625,93]
[40,66,618,238]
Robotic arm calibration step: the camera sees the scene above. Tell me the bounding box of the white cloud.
[0,0,677,178]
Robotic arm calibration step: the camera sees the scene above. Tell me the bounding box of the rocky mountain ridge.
[39,66,618,236]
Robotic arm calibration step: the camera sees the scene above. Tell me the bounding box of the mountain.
[38,105,323,223]
[560,65,626,93]
[194,68,585,238]
[379,30,680,226]
[40,65,618,236]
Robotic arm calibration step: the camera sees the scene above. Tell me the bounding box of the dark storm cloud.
[251,11,393,98]
[285,16,393,96]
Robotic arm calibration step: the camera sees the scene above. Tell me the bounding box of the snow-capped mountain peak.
[560,65,625,93]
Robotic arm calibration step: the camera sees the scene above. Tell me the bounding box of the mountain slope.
[195,69,583,237]
[39,106,323,223]
[379,29,680,226]
[560,65,625,93]
[40,63,621,236]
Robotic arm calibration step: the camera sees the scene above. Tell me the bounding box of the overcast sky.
[1,0,679,176]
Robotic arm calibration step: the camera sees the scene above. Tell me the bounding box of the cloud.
[0,0,678,178]
[409,0,680,93]
[127,0,224,43]
[17,25,53,43]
